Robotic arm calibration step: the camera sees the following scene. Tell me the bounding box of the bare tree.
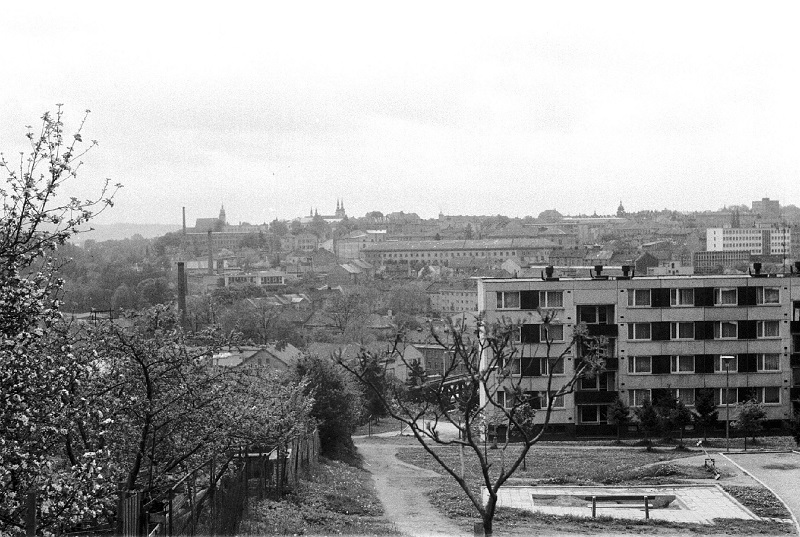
[338,312,606,536]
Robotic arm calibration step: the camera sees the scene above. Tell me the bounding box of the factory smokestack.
[177,262,187,326]
[207,230,213,275]
[182,207,186,234]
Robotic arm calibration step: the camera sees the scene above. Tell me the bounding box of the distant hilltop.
[72,223,180,244]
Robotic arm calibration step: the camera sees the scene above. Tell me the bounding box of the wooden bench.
[583,495,656,519]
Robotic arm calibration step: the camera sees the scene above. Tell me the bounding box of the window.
[714,355,738,373]
[670,288,694,306]
[759,386,780,404]
[496,390,507,408]
[671,355,695,373]
[713,321,738,339]
[541,324,564,342]
[715,388,737,406]
[509,357,565,376]
[628,355,652,374]
[578,374,600,391]
[757,321,780,338]
[671,388,695,406]
[714,288,737,305]
[510,327,522,344]
[757,354,780,372]
[627,289,651,307]
[497,291,520,309]
[547,358,565,376]
[629,389,651,407]
[757,287,780,305]
[627,323,651,340]
[670,322,695,340]
[579,405,608,423]
[539,291,564,308]
[578,305,613,324]
[545,391,565,408]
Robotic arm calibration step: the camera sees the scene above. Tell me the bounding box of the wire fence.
[28,429,320,537]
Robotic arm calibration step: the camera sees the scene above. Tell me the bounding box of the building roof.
[210,343,302,369]
[363,238,556,252]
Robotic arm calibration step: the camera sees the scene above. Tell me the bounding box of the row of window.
[496,286,782,312]
[627,353,780,374]
[383,250,519,259]
[496,390,565,409]
[511,319,782,344]
[497,290,564,309]
[505,356,566,376]
[628,386,781,407]
[627,320,780,340]
[513,324,566,343]
[627,287,780,307]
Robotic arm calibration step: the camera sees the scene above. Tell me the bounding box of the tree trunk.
[482,493,497,536]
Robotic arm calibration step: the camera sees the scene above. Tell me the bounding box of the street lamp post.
[722,355,735,452]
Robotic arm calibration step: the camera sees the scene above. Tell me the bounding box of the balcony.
[575,391,619,404]
[586,324,619,337]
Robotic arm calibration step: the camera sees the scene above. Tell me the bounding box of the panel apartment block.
[478,269,800,436]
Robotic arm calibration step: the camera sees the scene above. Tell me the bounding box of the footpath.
[355,438,470,537]
[724,451,800,533]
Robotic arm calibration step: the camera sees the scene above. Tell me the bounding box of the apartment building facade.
[363,238,556,267]
[706,227,791,256]
[477,269,800,436]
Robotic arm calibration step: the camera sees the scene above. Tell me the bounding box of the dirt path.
[356,439,470,537]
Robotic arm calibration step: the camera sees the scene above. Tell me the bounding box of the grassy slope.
[237,457,400,536]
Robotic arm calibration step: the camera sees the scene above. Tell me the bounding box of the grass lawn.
[237,457,400,536]
[394,443,796,535]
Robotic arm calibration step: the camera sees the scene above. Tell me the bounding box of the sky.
[1,2,799,225]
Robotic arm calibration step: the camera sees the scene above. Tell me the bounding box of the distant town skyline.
[2,3,798,225]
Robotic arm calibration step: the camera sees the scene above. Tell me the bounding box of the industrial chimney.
[207,230,213,275]
[177,262,187,326]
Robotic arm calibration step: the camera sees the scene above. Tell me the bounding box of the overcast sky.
[2,2,799,225]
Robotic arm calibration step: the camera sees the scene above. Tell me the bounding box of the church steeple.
[219,204,227,225]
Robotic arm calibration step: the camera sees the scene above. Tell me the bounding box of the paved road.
[724,451,800,530]
[356,439,470,537]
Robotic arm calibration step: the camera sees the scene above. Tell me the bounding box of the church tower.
[616,201,625,217]
[219,204,227,225]
[335,198,346,218]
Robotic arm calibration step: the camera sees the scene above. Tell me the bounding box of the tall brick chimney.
[207,230,213,275]
[177,262,187,326]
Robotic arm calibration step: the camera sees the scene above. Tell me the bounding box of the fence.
[142,428,320,537]
[29,429,319,537]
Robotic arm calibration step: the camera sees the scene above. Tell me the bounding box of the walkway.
[724,451,800,532]
[355,439,470,537]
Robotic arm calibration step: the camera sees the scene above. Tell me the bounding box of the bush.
[294,355,363,463]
